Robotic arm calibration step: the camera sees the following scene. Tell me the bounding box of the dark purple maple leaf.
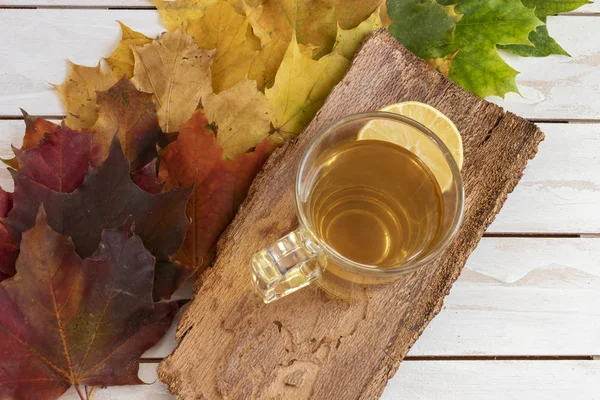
[4,137,192,298]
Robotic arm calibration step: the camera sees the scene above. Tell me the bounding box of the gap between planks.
[138,356,600,362]
[1,4,599,15]
[3,116,600,124]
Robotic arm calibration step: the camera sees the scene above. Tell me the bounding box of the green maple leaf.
[500,0,591,57]
[387,0,460,59]
[447,0,543,98]
[387,0,543,98]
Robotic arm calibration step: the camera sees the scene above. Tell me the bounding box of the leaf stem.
[74,384,85,400]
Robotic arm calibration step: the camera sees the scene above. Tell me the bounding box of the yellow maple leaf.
[266,35,349,138]
[244,0,383,59]
[105,22,152,79]
[336,0,384,30]
[243,0,337,58]
[334,8,383,60]
[248,36,288,91]
[131,26,215,134]
[152,0,242,32]
[53,62,117,130]
[187,2,261,93]
[204,79,272,159]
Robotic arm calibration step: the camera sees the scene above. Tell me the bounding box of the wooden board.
[157,30,544,399]
[61,364,171,400]
[141,237,600,359]
[3,121,597,233]
[489,123,600,234]
[493,16,600,121]
[412,237,600,356]
[382,360,600,400]
[1,11,600,120]
[60,359,600,399]
[2,0,599,14]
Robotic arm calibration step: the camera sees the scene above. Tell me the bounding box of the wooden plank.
[60,363,171,400]
[59,360,600,399]
[0,10,599,120]
[1,0,599,13]
[410,237,600,356]
[3,121,595,234]
[489,123,600,234]
[382,360,600,400]
[493,16,600,120]
[0,9,163,118]
[141,238,600,359]
[0,0,152,7]
[157,30,543,400]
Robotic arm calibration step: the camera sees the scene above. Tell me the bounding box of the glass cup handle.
[252,229,325,303]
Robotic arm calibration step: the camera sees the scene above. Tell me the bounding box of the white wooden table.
[1,2,599,399]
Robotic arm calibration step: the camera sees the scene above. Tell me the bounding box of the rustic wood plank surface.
[157,30,544,399]
[61,364,171,400]
[141,237,600,359]
[0,4,597,400]
[2,121,596,233]
[382,361,600,400]
[492,16,600,120]
[489,123,600,234]
[2,0,599,13]
[0,11,599,120]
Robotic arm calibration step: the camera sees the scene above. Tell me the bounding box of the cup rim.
[294,111,465,276]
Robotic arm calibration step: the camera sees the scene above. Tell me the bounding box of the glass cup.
[252,112,464,303]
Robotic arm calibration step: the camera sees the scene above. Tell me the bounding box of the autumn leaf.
[426,49,459,76]
[266,35,349,137]
[159,110,274,270]
[131,27,215,133]
[336,0,384,30]
[6,137,191,262]
[0,188,12,219]
[0,208,179,399]
[54,62,117,130]
[152,0,244,31]
[14,124,91,193]
[387,0,459,59]
[204,79,272,159]
[243,0,337,58]
[499,0,590,57]
[131,159,163,194]
[248,37,289,91]
[2,109,60,170]
[0,187,17,281]
[106,21,152,79]
[90,78,161,170]
[244,0,382,59]
[334,8,383,60]
[187,1,262,93]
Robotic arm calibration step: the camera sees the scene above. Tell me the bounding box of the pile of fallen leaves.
[0,0,589,398]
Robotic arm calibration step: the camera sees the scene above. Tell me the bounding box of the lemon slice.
[358,101,463,191]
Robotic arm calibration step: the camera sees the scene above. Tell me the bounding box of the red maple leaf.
[0,208,179,399]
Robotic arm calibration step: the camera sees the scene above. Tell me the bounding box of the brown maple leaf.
[90,78,161,171]
[159,110,274,270]
[0,208,179,400]
[131,27,214,134]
